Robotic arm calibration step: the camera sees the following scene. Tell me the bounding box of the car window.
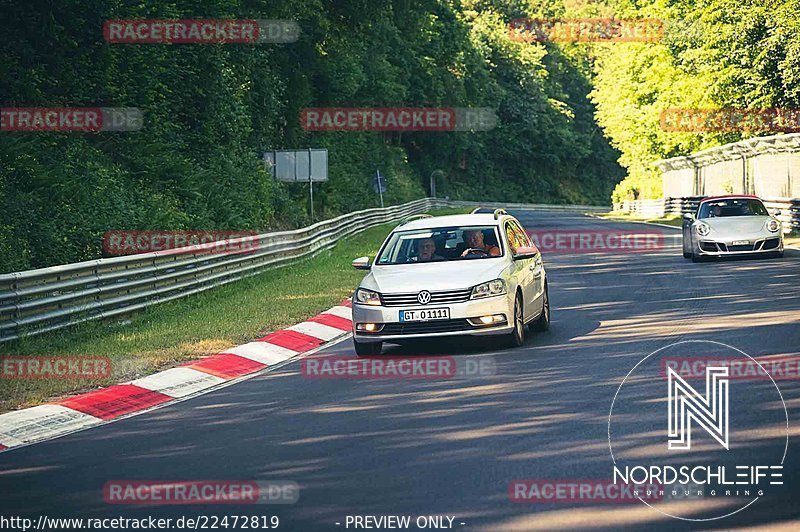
[505,220,530,255]
[697,199,769,219]
[375,225,502,265]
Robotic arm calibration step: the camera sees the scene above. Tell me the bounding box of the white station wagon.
[350,209,550,356]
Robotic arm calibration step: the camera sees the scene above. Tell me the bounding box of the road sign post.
[373,170,386,208]
[265,149,328,221]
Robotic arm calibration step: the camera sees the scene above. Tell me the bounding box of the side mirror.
[352,256,371,270]
[513,246,540,260]
[683,213,695,220]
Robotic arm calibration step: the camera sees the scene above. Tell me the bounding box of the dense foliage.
[1,0,624,271]
[591,0,800,201]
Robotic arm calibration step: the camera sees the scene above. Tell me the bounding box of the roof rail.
[470,207,483,214]
[493,208,508,220]
[400,213,433,225]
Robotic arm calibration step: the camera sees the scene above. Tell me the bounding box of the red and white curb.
[0,300,353,453]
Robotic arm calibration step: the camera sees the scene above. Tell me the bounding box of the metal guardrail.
[0,198,612,343]
[613,198,666,218]
[0,198,449,342]
[452,200,610,213]
[664,196,704,216]
[762,199,800,230]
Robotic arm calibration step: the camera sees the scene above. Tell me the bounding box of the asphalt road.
[1,211,799,531]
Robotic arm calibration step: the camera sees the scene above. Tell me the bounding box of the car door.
[505,220,539,321]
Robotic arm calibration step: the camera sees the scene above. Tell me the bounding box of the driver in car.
[461,229,501,257]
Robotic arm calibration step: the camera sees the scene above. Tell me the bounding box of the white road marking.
[130,368,226,398]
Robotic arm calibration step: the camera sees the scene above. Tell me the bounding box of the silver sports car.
[350,209,549,356]
[682,195,784,262]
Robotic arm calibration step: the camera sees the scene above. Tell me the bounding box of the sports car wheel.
[682,235,692,258]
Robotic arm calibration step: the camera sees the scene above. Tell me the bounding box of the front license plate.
[731,240,750,246]
[400,308,450,322]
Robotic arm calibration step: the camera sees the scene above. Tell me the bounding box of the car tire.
[505,293,525,347]
[682,234,692,258]
[354,339,382,357]
[530,284,550,332]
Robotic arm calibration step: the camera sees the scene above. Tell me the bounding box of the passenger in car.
[461,229,501,257]
[414,238,445,262]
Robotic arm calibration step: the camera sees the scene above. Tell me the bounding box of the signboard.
[263,149,328,182]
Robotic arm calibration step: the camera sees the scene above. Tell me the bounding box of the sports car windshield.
[697,199,769,219]
[375,226,503,265]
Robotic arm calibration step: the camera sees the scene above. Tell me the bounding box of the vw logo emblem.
[417,290,432,305]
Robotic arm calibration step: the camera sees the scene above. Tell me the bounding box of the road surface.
[1,211,798,531]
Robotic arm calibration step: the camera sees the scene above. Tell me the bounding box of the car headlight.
[471,279,507,299]
[355,288,381,306]
[767,219,781,233]
[695,222,711,236]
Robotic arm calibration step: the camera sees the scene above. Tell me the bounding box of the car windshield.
[697,199,768,219]
[375,226,503,265]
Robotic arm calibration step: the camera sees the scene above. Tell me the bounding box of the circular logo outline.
[607,340,789,522]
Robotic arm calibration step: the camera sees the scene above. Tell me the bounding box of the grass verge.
[0,207,471,412]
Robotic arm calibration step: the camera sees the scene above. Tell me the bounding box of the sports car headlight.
[767,219,781,233]
[471,279,507,299]
[355,288,381,306]
[695,222,711,236]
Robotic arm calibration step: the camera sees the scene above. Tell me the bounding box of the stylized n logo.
[668,366,729,450]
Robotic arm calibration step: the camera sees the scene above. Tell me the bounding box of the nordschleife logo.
[667,365,729,450]
[608,340,788,521]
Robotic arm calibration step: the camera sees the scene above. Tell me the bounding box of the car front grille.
[380,288,473,307]
[723,243,755,252]
[380,319,474,335]
[700,238,781,253]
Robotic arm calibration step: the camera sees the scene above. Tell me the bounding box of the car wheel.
[505,293,525,347]
[354,339,382,356]
[530,284,550,332]
[682,233,692,259]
